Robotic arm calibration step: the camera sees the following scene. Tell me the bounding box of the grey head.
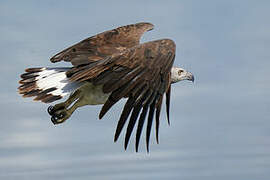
[170,67,194,84]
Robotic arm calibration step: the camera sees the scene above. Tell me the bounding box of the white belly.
[79,82,111,105]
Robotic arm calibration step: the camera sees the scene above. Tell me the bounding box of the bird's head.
[171,67,194,84]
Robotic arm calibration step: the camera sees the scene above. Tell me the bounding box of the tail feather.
[18,67,82,103]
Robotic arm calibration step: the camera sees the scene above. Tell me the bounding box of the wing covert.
[50,22,154,66]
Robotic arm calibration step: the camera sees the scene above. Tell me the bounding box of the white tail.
[18,67,83,103]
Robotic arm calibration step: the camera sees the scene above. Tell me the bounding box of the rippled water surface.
[1,1,270,179]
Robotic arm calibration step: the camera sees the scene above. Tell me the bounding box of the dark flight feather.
[146,100,156,152]
[166,85,171,125]
[135,105,149,152]
[69,38,176,151]
[114,97,136,142]
[155,96,163,144]
[124,89,151,149]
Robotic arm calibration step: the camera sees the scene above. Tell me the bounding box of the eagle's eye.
[178,70,184,75]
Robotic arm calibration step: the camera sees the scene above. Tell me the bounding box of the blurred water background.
[0,0,269,179]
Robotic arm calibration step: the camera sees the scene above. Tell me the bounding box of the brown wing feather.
[50,22,154,66]
[155,95,163,144]
[166,85,171,125]
[68,39,175,151]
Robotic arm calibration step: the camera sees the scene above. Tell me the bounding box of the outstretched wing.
[67,39,175,152]
[50,22,154,66]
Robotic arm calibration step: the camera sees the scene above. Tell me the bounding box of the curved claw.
[50,111,67,125]
[51,116,58,125]
[57,112,65,119]
[47,106,55,115]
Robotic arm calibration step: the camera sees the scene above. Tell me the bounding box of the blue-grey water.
[1,0,270,179]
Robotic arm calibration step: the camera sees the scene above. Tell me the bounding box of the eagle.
[18,22,194,152]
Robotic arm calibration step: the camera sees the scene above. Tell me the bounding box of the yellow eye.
[178,70,184,75]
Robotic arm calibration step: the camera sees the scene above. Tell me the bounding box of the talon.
[57,112,65,119]
[50,110,68,125]
[48,106,55,115]
[51,116,57,125]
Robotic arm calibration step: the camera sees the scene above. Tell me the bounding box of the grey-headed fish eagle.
[18,22,194,152]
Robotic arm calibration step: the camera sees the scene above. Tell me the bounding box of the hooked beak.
[186,72,194,83]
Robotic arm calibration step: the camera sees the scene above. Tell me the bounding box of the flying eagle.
[18,22,194,152]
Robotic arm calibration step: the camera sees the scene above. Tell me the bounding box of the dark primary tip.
[156,135,159,144]
[99,110,105,119]
[124,143,128,151]
[98,114,102,119]
[114,135,119,142]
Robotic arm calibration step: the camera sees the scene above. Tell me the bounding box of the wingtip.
[114,134,119,142]
[99,109,106,119]
[98,113,103,120]
[50,53,62,63]
[124,142,128,151]
[50,58,56,63]
[146,145,150,153]
[135,22,154,31]
[135,136,141,153]
[124,134,129,150]
[167,118,170,126]
[156,136,159,144]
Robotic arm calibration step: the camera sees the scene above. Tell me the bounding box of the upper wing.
[50,22,154,66]
[67,39,175,152]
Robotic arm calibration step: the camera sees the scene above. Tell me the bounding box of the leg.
[48,89,81,116]
[50,96,87,124]
[48,89,85,124]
